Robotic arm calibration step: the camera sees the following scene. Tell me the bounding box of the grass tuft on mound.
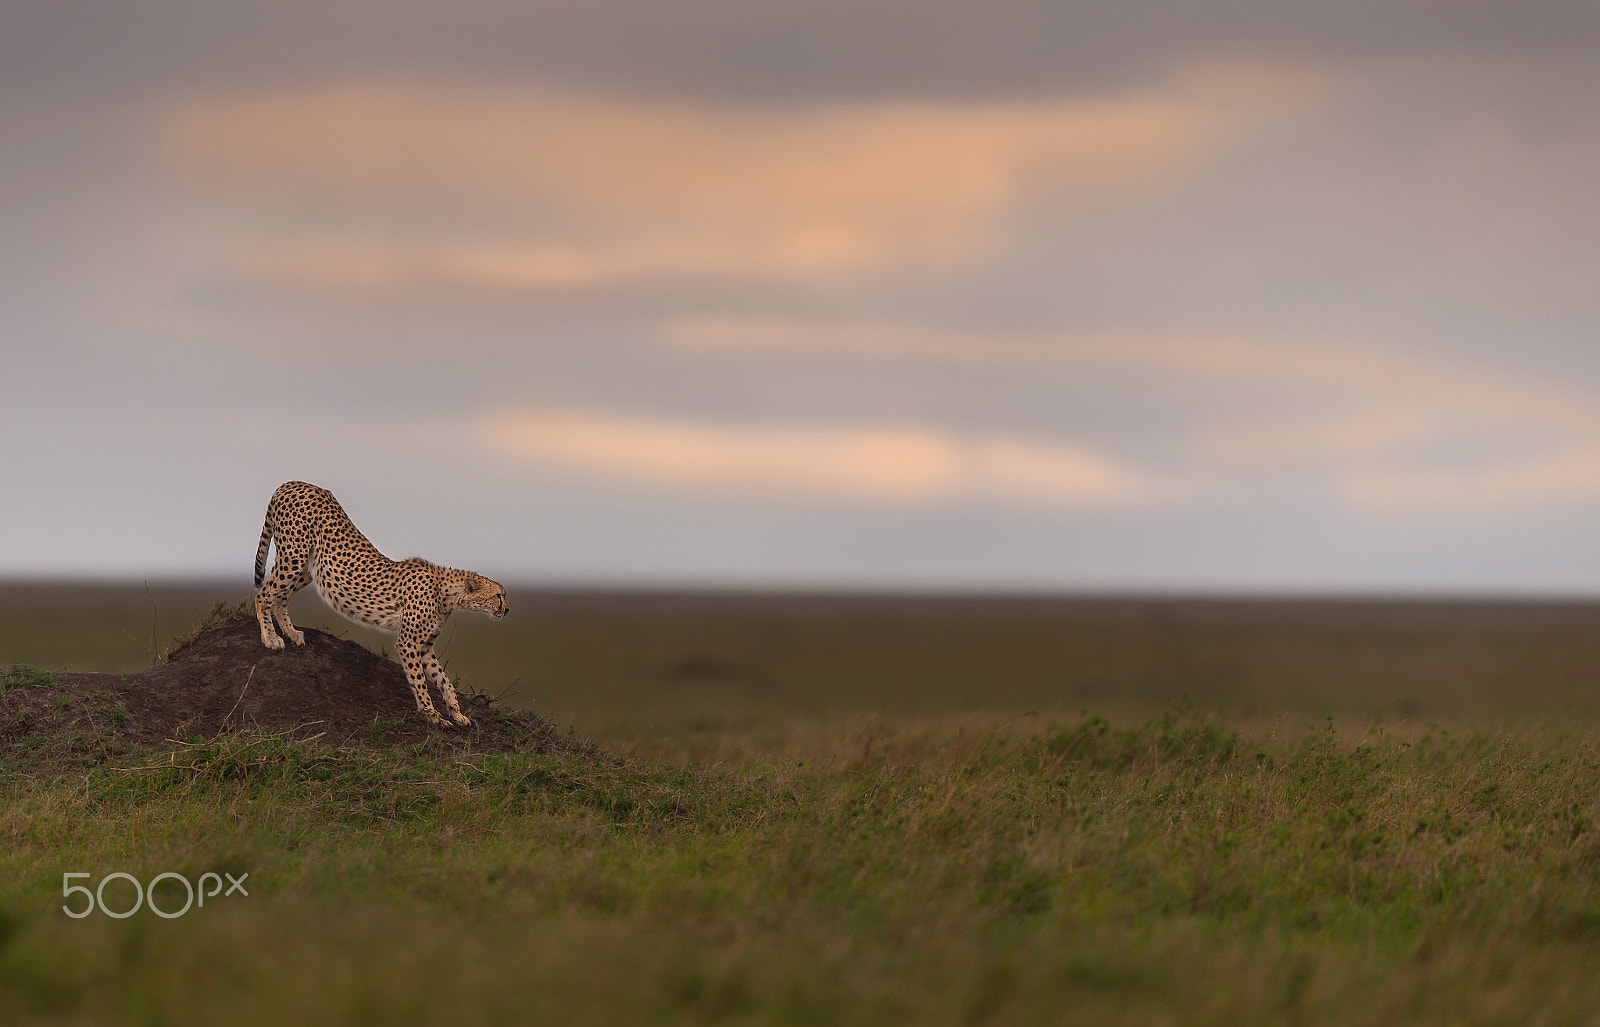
[159,599,255,663]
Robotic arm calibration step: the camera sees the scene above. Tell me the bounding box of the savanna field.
[4,585,1600,1024]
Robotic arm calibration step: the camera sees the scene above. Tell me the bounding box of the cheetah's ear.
[465,574,482,593]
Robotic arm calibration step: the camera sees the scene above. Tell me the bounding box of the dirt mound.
[3,606,580,761]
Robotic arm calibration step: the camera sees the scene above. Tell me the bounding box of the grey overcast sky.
[4,1,1600,591]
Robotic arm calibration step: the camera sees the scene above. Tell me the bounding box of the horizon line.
[5,575,1600,607]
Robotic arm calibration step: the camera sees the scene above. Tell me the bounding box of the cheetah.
[253,481,508,727]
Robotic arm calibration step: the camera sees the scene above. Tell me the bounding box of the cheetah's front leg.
[422,652,472,727]
[397,633,451,727]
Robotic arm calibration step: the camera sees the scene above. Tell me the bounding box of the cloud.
[667,315,1600,511]
[12,1,1595,108]
[478,408,1151,505]
[160,69,1310,286]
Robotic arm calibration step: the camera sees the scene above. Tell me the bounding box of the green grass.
[7,587,1600,1023]
[3,709,1600,1023]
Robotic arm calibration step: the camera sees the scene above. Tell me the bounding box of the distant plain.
[8,583,1600,734]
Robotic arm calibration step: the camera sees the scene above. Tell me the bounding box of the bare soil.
[1,606,581,763]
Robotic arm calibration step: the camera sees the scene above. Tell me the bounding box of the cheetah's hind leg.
[255,591,284,650]
[271,567,309,647]
[257,555,310,649]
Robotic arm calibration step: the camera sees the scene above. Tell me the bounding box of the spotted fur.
[253,481,508,727]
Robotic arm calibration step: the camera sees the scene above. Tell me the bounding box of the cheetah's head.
[452,571,509,620]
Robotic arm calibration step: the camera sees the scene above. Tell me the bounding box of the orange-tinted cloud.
[161,69,1309,284]
[478,408,1150,505]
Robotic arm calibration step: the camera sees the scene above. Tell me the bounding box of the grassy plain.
[4,584,1600,1024]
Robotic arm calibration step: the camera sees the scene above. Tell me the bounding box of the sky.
[4,1,1600,592]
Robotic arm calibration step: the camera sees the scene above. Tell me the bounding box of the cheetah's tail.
[254,513,273,590]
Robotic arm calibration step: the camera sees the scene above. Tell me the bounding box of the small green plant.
[1,665,54,689]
